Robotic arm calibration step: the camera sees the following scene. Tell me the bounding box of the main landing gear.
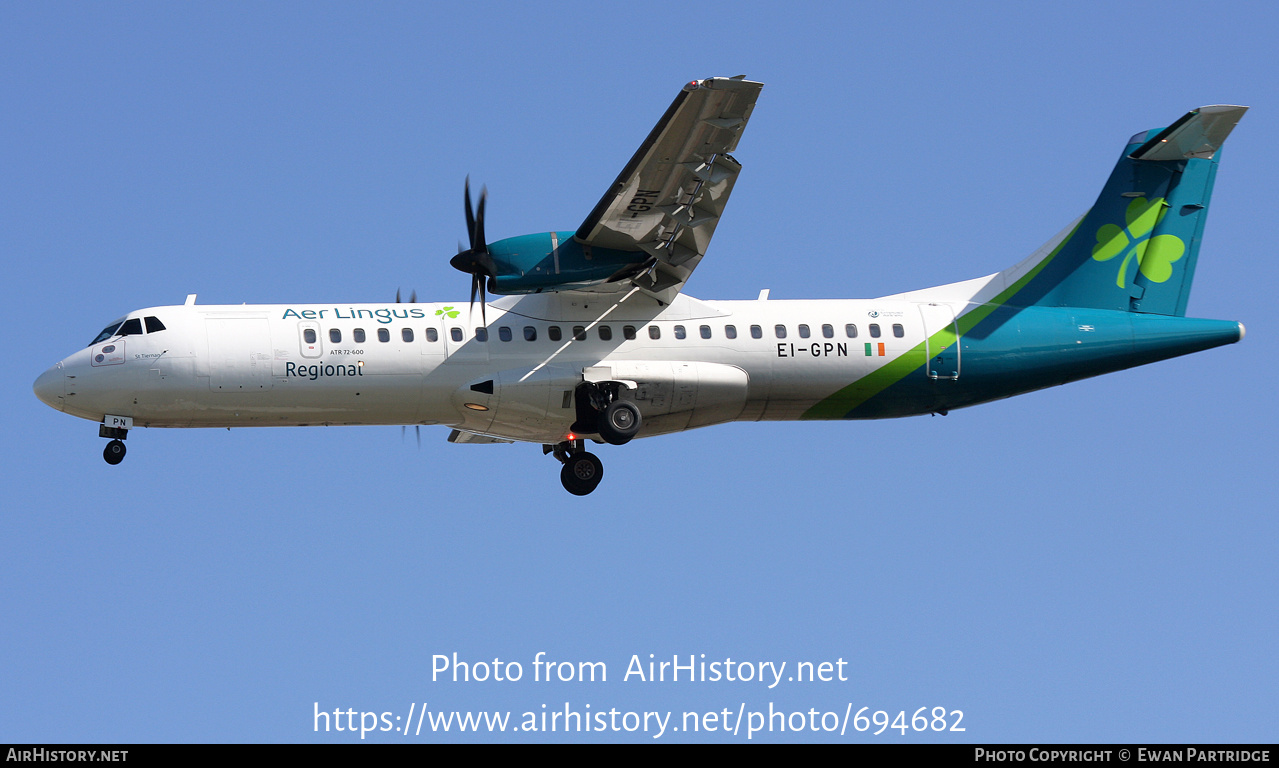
[572,381,641,446]
[550,440,604,496]
[543,382,643,495]
[100,423,128,465]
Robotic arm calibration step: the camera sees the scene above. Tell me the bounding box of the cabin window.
[498,326,512,342]
[354,328,367,343]
[303,328,317,344]
[572,326,587,341]
[869,324,881,338]
[118,318,143,336]
[475,327,488,342]
[378,328,390,342]
[329,329,342,343]
[425,328,438,342]
[674,325,686,339]
[725,325,737,339]
[893,323,904,338]
[700,325,712,339]
[844,324,857,338]
[751,325,762,339]
[649,325,661,340]
[623,325,637,340]
[822,324,834,338]
[775,324,787,339]
[548,326,562,342]
[144,316,166,334]
[402,328,414,342]
[598,325,612,341]
[798,324,811,338]
[450,328,463,342]
[523,326,537,341]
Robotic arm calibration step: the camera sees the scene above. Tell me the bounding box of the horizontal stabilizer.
[1129,105,1248,161]
[989,104,1246,317]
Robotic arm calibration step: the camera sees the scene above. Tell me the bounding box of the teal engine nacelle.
[484,231,649,294]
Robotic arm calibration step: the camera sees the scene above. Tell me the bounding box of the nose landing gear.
[103,439,126,465]
[99,422,128,465]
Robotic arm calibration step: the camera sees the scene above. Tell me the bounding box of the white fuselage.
[40,291,958,444]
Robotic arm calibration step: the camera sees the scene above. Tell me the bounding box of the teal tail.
[1006,105,1247,317]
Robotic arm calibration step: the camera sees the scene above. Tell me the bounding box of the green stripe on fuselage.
[800,221,1082,420]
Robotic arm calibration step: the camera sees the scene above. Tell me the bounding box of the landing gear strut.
[545,382,642,495]
[547,438,604,496]
[100,423,128,465]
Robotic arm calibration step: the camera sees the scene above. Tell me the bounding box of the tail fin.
[1007,105,1247,316]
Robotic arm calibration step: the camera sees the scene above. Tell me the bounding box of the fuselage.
[33,289,1243,446]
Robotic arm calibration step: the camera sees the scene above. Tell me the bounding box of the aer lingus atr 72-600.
[33,77,1247,495]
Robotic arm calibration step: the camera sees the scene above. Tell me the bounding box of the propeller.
[395,288,418,447]
[448,177,495,326]
[402,424,421,448]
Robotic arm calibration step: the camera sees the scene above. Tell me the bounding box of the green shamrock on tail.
[435,306,460,319]
[1091,196,1185,287]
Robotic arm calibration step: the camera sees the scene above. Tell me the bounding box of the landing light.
[463,403,489,411]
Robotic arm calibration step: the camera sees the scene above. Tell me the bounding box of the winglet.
[1129,105,1249,161]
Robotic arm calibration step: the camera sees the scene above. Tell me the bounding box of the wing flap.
[575,77,762,299]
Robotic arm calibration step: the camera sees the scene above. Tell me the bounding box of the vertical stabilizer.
[1007,105,1246,316]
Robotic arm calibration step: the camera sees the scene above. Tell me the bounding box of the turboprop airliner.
[33,77,1247,495]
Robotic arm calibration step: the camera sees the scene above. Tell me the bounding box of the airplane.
[33,77,1247,496]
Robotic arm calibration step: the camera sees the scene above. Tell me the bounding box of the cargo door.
[206,317,273,391]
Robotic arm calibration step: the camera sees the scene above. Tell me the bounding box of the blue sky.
[3,1,1276,743]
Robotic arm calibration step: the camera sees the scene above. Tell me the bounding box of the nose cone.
[34,363,65,411]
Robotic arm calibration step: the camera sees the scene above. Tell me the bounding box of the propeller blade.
[396,288,402,303]
[409,289,417,303]
[402,424,421,449]
[464,176,476,250]
[466,274,489,327]
[472,185,487,253]
[453,177,494,327]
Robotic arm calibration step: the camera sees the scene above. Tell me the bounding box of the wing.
[575,76,763,300]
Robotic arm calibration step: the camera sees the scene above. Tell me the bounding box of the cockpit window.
[118,318,143,336]
[90,319,125,346]
[144,316,166,334]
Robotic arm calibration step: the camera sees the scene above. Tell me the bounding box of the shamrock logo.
[1091,197,1185,287]
[435,305,460,319]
